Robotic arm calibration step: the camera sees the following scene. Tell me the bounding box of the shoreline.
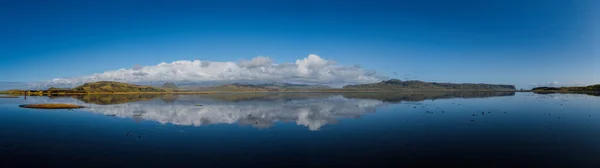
[2,90,519,95]
[533,90,600,94]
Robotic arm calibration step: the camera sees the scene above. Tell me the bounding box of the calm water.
[1,92,600,167]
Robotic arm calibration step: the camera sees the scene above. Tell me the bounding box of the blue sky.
[1,0,598,89]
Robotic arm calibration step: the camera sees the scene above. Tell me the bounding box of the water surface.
[1,92,599,167]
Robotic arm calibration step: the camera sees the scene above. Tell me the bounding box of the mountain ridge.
[532,85,600,93]
[343,79,516,91]
[1,80,520,94]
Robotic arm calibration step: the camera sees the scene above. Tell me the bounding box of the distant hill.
[256,82,331,90]
[179,82,331,92]
[343,79,516,91]
[2,80,519,94]
[1,81,165,95]
[48,87,71,91]
[73,81,165,93]
[342,92,515,102]
[531,87,561,91]
[213,83,277,92]
[533,85,600,93]
[161,82,178,89]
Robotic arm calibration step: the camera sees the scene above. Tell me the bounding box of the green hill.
[2,80,519,94]
[64,94,162,104]
[181,82,331,92]
[73,81,165,93]
[342,92,515,102]
[161,82,178,89]
[213,83,277,92]
[256,82,331,90]
[343,79,516,91]
[533,85,600,93]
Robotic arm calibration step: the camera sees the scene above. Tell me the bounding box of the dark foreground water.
[1,92,599,167]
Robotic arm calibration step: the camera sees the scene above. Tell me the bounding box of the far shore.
[1,90,519,96]
[533,90,600,94]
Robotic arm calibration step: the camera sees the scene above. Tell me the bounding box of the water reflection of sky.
[4,92,600,167]
[25,95,385,131]
[17,92,523,131]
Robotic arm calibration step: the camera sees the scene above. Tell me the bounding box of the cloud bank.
[37,54,385,88]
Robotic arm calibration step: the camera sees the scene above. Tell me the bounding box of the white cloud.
[295,54,331,76]
[35,54,386,88]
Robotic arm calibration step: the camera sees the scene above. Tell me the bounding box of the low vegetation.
[2,81,167,95]
[74,81,165,93]
[532,85,600,94]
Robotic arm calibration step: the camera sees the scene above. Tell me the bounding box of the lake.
[1,92,599,167]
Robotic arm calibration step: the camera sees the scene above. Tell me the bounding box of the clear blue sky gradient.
[1,0,598,89]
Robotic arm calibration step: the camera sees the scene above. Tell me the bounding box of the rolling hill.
[73,81,166,93]
[179,82,331,92]
[533,85,600,93]
[343,79,516,91]
[1,80,521,95]
[161,82,178,89]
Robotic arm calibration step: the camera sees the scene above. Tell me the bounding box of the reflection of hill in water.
[159,94,180,103]
[47,92,516,105]
[49,93,336,105]
[49,94,179,105]
[49,94,162,105]
[197,93,337,102]
[30,95,383,131]
[33,92,514,131]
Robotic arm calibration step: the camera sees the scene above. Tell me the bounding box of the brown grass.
[19,104,85,109]
[0,96,19,98]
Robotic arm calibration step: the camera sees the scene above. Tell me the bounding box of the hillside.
[256,82,331,90]
[161,82,178,89]
[180,82,331,92]
[1,82,330,94]
[212,83,277,92]
[343,79,516,91]
[73,81,165,93]
[1,81,166,95]
[2,80,519,94]
[533,85,600,93]
[342,92,515,102]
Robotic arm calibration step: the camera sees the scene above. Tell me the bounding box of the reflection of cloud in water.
[26,95,384,131]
